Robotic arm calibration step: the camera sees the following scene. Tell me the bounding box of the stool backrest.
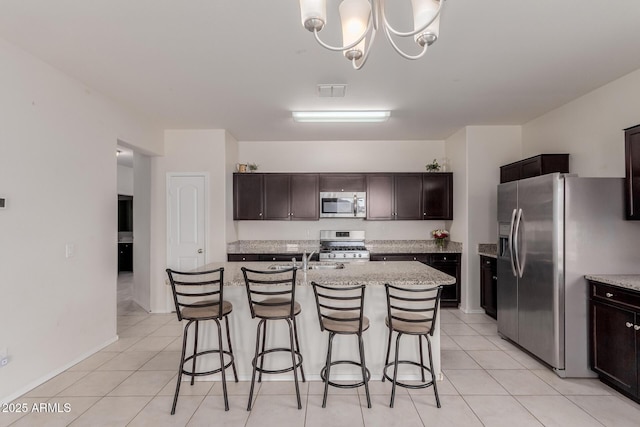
[385,284,442,336]
[165,267,224,321]
[311,282,366,333]
[241,266,298,319]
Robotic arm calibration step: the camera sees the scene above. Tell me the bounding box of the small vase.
[436,239,446,250]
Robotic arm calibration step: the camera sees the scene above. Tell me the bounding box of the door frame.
[166,172,210,268]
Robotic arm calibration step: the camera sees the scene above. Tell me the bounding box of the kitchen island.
[174,261,454,383]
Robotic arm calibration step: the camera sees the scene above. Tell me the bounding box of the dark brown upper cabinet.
[423,173,453,220]
[366,173,425,220]
[233,173,264,220]
[625,124,640,220]
[500,154,569,184]
[264,173,319,220]
[319,174,366,192]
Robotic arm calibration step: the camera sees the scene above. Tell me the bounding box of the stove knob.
[358,254,362,257]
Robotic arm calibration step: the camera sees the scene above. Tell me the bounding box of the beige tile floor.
[3,273,640,426]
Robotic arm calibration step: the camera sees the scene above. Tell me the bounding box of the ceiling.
[1,0,640,142]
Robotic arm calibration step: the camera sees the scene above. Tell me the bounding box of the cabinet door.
[500,163,521,183]
[227,254,260,262]
[520,157,542,180]
[234,173,264,220]
[480,256,497,318]
[319,174,366,192]
[423,173,453,219]
[394,174,423,220]
[625,125,640,220]
[290,174,319,220]
[264,174,291,220]
[370,254,428,262]
[367,174,394,220]
[118,243,133,272]
[428,254,460,307]
[590,300,638,396]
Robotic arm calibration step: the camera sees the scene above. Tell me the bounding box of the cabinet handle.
[242,257,246,261]
[626,322,633,328]
[635,325,640,331]
[413,257,417,261]
[383,257,387,261]
[492,276,498,280]
[272,257,276,261]
[259,212,263,216]
[605,292,614,298]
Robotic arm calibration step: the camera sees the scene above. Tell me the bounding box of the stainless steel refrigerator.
[497,173,640,378]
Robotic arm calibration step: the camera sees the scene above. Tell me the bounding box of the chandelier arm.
[312,18,373,52]
[352,26,377,70]
[380,0,443,38]
[383,24,428,60]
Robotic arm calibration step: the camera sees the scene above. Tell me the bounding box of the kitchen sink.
[268,262,345,270]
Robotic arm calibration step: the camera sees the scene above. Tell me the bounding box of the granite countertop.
[227,240,462,254]
[584,275,640,292]
[478,243,497,259]
[191,261,456,287]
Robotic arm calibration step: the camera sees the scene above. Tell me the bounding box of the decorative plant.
[431,229,449,248]
[425,159,440,172]
[248,163,259,172]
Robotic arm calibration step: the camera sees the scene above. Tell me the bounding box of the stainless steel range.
[319,230,370,262]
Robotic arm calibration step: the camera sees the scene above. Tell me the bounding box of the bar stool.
[165,267,238,414]
[311,282,371,408]
[242,266,305,411]
[382,284,442,408]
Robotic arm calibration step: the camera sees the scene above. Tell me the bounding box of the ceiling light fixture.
[298,0,444,70]
[292,111,391,123]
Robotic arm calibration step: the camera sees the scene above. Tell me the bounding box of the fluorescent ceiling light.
[292,110,390,123]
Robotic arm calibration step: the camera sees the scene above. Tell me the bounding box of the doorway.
[117,143,152,313]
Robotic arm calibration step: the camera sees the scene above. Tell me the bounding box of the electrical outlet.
[65,243,75,258]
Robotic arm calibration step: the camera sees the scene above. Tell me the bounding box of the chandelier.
[298,0,444,70]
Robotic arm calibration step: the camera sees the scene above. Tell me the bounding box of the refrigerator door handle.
[508,208,518,277]
[514,208,525,278]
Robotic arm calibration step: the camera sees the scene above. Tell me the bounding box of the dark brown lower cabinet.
[227,253,318,262]
[480,256,497,319]
[370,253,461,307]
[118,243,133,272]
[589,280,640,402]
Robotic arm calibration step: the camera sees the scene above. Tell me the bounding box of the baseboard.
[0,335,119,405]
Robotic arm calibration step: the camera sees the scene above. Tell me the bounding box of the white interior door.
[167,174,207,270]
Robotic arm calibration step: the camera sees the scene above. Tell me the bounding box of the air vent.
[317,84,346,97]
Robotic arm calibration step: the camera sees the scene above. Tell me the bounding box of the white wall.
[523,67,640,177]
[236,140,447,241]
[445,128,469,308]
[132,152,152,311]
[464,127,522,312]
[149,130,231,313]
[0,38,161,403]
[117,164,134,195]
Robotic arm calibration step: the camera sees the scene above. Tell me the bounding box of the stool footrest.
[253,347,303,375]
[321,360,371,389]
[182,350,234,377]
[383,360,435,389]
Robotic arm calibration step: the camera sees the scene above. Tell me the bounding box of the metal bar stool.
[311,281,371,408]
[166,267,238,414]
[242,266,306,411]
[382,284,443,408]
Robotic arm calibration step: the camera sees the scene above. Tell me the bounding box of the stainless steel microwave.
[319,192,366,218]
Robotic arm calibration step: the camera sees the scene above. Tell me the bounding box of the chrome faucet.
[302,251,316,270]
